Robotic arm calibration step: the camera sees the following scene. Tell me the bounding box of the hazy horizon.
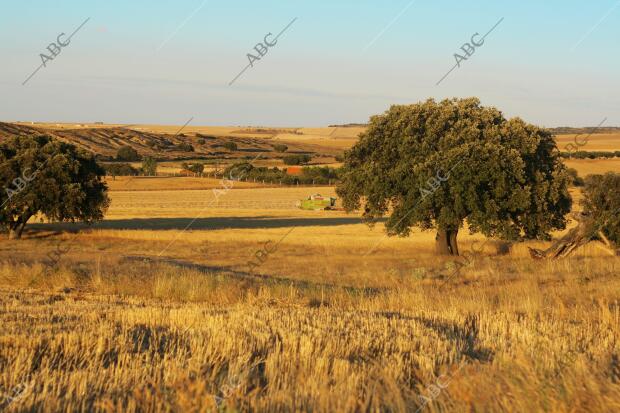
[3,119,620,130]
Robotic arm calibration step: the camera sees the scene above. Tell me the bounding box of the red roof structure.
[286,166,303,176]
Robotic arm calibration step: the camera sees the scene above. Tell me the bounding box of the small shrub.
[104,163,140,177]
[223,142,238,151]
[283,154,312,165]
[116,146,141,161]
[176,143,194,152]
[141,157,157,176]
[189,163,204,174]
[566,168,585,187]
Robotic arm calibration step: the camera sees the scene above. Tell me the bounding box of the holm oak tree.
[336,98,572,255]
[0,135,110,239]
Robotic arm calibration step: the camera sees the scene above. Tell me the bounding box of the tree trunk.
[527,213,617,259]
[449,229,459,256]
[8,229,19,240]
[436,228,459,256]
[596,231,620,256]
[8,222,26,240]
[7,211,32,240]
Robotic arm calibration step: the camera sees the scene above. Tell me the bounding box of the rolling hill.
[0,122,343,162]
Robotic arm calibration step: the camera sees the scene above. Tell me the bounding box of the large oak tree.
[337,98,572,255]
[0,135,109,239]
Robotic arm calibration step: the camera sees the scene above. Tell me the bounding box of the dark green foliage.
[95,154,114,162]
[176,143,194,152]
[104,163,140,177]
[300,166,339,183]
[190,163,204,174]
[336,98,572,248]
[550,126,620,135]
[283,154,312,165]
[224,162,254,179]
[223,162,339,185]
[141,157,157,176]
[182,162,204,175]
[273,144,288,153]
[223,142,238,151]
[560,151,619,159]
[196,137,206,145]
[116,145,141,161]
[566,168,585,187]
[582,173,620,246]
[0,135,110,239]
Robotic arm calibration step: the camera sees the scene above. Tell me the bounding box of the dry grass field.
[4,0,620,409]
[555,133,620,152]
[1,172,620,412]
[563,158,620,176]
[1,123,620,412]
[105,176,265,192]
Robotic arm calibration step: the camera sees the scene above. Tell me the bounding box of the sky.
[1,0,619,128]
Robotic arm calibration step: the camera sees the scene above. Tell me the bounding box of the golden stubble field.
[2,123,620,411]
[1,169,620,412]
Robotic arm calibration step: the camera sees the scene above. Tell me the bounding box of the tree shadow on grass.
[411,315,494,362]
[28,216,374,231]
[120,255,387,298]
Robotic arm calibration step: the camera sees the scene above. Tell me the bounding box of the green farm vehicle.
[297,194,337,211]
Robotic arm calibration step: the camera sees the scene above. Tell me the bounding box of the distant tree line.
[103,156,157,178]
[550,126,620,134]
[104,163,140,176]
[282,154,312,165]
[559,151,620,159]
[223,162,340,185]
[327,123,368,128]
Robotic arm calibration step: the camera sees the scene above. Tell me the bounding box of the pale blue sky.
[1,0,618,127]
